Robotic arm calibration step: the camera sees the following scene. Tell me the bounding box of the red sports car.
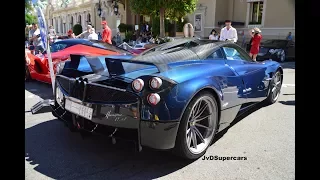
[25,39,132,83]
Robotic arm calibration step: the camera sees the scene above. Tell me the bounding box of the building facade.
[44,0,126,36]
[187,0,295,40]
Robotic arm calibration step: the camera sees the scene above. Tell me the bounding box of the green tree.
[25,0,37,25]
[130,0,198,37]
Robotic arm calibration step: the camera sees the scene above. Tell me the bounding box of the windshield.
[263,40,288,47]
[50,43,69,53]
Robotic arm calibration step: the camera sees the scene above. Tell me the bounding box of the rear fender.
[164,77,223,121]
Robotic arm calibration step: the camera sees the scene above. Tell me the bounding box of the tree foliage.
[130,0,198,37]
[130,0,197,20]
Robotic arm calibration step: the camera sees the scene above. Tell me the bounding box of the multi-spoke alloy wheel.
[280,50,286,62]
[174,92,218,159]
[265,70,282,104]
[271,71,282,101]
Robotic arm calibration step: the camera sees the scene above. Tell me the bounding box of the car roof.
[131,39,233,64]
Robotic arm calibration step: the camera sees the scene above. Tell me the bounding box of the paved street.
[25,62,295,180]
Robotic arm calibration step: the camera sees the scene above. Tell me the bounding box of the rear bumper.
[51,100,180,150]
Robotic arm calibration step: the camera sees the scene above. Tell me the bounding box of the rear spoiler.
[68,54,170,75]
[105,57,170,75]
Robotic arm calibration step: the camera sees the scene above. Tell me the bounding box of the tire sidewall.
[175,91,219,159]
[266,70,282,104]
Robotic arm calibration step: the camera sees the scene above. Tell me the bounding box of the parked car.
[118,42,146,54]
[51,39,283,159]
[257,39,295,62]
[25,39,132,83]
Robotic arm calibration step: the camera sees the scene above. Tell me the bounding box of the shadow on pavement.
[279,100,295,106]
[25,119,192,180]
[280,62,295,69]
[212,103,266,144]
[25,81,53,100]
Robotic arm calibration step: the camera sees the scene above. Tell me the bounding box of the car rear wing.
[105,57,170,76]
[68,54,170,76]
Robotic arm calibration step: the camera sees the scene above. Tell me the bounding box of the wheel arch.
[178,86,222,124]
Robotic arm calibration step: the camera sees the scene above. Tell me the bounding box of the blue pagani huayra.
[51,38,283,159]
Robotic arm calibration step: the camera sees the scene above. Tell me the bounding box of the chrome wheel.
[185,96,217,154]
[280,50,286,62]
[271,71,282,101]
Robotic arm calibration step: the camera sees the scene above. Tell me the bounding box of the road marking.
[282,84,295,87]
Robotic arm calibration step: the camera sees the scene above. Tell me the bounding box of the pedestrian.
[76,25,92,39]
[248,28,262,61]
[219,20,238,43]
[67,29,76,39]
[88,28,98,40]
[29,23,45,55]
[286,32,293,40]
[209,29,219,40]
[101,20,112,44]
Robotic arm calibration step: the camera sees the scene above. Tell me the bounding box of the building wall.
[45,0,126,37]
[187,0,295,40]
[264,0,295,27]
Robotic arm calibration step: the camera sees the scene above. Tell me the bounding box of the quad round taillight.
[147,93,161,106]
[132,78,144,92]
[149,77,163,89]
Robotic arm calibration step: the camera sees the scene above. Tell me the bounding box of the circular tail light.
[132,78,144,92]
[147,93,161,106]
[150,77,163,89]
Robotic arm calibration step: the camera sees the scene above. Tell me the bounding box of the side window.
[222,46,251,61]
[206,48,225,59]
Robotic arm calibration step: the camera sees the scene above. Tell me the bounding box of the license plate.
[65,99,93,120]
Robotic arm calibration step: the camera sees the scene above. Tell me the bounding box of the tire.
[174,91,219,160]
[264,70,282,104]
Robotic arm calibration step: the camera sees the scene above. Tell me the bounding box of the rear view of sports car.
[25,39,132,83]
[51,39,283,159]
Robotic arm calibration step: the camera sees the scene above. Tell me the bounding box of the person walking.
[219,20,238,43]
[101,20,112,44]
[248,28,262,61]
[209,29,219,40]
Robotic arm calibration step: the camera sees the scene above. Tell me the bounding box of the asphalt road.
[25,62,295,180]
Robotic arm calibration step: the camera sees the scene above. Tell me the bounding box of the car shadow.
[212,103,266,144]
[280,62,295,69]
[25,81,53,100]
[25,119,193,180]
[279,100,295,106]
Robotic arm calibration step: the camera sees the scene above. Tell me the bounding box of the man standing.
[219,20,238,43]
[101,20,112,44]
[88,28,98,40]
[76,25,92,39]
[29,23,44,54]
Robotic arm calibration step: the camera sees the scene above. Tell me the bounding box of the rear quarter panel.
[158,60,245,121]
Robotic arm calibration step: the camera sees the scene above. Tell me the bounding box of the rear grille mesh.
[86,84,138,103]
[56,76,75,94]
[56,76,138,104]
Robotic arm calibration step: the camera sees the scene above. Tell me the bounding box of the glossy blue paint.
[77,53,281,123]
